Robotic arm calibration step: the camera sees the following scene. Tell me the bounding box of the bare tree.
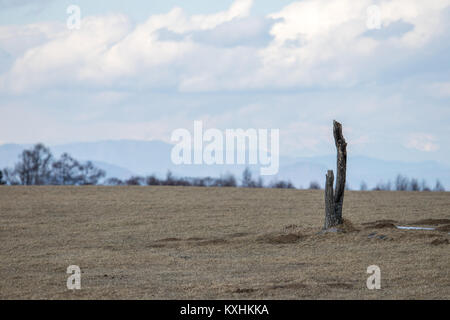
[410,178,420,191]
[395,174,409,191]
[78,161,106,185]
[125,176,145,186]
[0,170,5,185]
[434,180,445,192]
[241,167,255,188]
[164,170,175,185]
[1,168,19,185]
[213,173,237,187]
[270,180,295,189]
[105,177,124,186]
[309,181,321,190]
[146,175,161,186]
[13,144,53,185]
[421,179,431,191]
[255,177,264,188]
[324,120,347,229]
[373,180,391,191]
[51,153,83,185]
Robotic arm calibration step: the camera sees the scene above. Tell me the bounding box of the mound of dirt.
[318,219,359,234]
[269,282,308,290]
[410,219,450,226]
[340,219,359,232]
[284,224,300,231]
[326,282,354,289]
[195,238,228,246]
[150,236,227,247]
[362,219,398,225]
[363,221,397,229]
[430,238,449,246]
[436,224,450,232]
[156,237,182,242]
[257,232,304,244]
[367,232,390,240]
[233,288,257,294]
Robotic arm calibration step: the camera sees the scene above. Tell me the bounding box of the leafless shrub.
[270,180,295,189]
[309,181,321,190]
[105,177,124,186]
[125,176,145,186]
[395,174,409,191]
[434,180,445,192]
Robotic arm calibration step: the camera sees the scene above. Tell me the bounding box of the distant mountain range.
[0,140,449,189]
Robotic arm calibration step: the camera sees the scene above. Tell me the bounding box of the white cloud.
[379,0,450,47]
[256,0,450,88]
[0,21,62,56]
[0,0,449,93]
[0,14,133,93]
[406,133,439,152]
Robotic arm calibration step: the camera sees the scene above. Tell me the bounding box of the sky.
[0,0,449,164]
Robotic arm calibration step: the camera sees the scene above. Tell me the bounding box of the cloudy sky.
[0,0,449,164]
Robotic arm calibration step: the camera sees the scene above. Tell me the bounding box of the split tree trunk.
[324,120,347,229]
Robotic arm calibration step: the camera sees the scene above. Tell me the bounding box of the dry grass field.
[0,186,449,299]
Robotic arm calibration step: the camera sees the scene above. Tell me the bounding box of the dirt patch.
[410,219,450,226]
[368,222,396,229]
[227,232,250,238]
[269,282,308,290]
[186,237,205,241]
[363,220,397,229]
[284,224,300,231]
[326,282,354,289]
[150,236,226,247]
[156,237,182,242]
[340,219,359,232]
[148,237,184,248]
[430,238,449,246]
[436,224,450,232]
[395,232,439,241]
[362,219,398,225]
[257,232,304,244]
[367,232,390,240]
[1,186,449,299]
[319,219,359,234]
[195,238,228,246]
[234,282,308,294]
[233,288,257,294]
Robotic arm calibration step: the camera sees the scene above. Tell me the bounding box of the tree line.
[0,144,296,188]
[0,143,446,191]
[360,175,445,192]
[105,167,296,189]
[1,144,106,185]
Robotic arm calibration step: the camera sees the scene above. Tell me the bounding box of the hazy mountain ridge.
[0,140,448,189]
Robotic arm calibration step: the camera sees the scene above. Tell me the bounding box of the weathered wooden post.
[324,120,347,229]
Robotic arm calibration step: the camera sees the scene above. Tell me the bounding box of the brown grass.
[0,187,449,299]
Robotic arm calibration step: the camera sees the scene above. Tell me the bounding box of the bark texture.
[324,120,347,229]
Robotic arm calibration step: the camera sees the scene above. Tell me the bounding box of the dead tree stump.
[324,120,347,229]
